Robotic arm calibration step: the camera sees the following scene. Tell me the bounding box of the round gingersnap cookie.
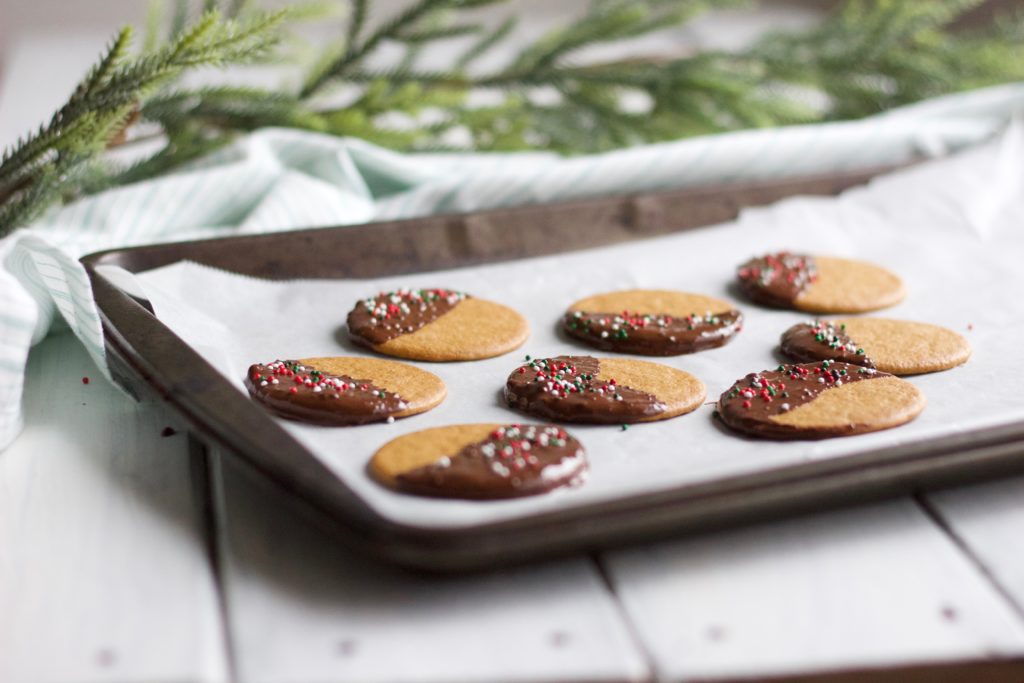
[716,361,925,440]
[245,357,445,426]
[347,287,529,362]
[736,252,905,313]
[504,355,705,424]
[369,423,587,499]
[563,289,742,356]
[780,318,971,376]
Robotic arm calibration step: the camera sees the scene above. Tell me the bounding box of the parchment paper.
[129,127,1024,530]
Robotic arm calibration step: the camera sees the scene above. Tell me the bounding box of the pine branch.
[0,9,283,237]
[6,0,1024,237]
[300,0,509,96]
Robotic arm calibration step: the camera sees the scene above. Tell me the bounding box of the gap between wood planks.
[914,492,1024,624]
[194,441,240,683]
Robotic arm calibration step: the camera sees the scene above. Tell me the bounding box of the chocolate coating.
[504,355,666,424]
[563,309,742,356]
[396,424,587,499]
[348,288,467,347]
[737,252,818,308]
[245,360,407,426]
[717,361,883,439]
[780,321,875,368]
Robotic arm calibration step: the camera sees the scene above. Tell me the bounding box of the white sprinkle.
[386,416,395,424]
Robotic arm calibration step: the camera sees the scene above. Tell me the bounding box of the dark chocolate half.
[737,252,818,308]
[780,321,874,368]
[504,355,665,424]
[245,360,407,426]
[347,288,467,346]
[717,361,885,439]
[395,424,587,499]
[563,309,742,356]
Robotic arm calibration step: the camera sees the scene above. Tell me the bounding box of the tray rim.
[81,166,1024,572]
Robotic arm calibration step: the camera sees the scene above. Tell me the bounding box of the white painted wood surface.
[213,453,648,683]
[0,333,228,683]
[603,500,1024,682]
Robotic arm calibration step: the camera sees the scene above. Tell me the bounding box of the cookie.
[347,288,529,361]
[504,355,705,424]
[717,361,925,440]
[737,252,905,313]
[563,289,742,355]
[780,318,971,375]
[245,357,445,425]
[370,423,587,499]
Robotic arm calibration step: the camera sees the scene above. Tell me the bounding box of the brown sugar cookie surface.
[244,357,445,426]
[563,289,742,356]
[717,361,925,439]
[347,288,528,361]
[737,253,904,313]
[504,355,705,424]
[370,423,587,499]
[781,318,971,375]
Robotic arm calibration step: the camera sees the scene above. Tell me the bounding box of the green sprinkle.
[621,424,629,431]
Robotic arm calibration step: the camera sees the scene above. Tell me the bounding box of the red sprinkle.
[81,377,90,385]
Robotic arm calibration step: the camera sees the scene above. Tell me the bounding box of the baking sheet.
[129,130,1024,530]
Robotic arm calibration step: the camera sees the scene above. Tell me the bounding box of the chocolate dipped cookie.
[504,355,705,424]
[563,289,742,356]
[717,361,925,440]
[370,423,587,499]
[245,357,445,426]
[736,252,904,313]
[347,288,529,362]
[780,318,971,376]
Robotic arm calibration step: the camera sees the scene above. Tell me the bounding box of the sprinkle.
[621,424,629,431]
[386,416,395,424]
[81,377,90,385]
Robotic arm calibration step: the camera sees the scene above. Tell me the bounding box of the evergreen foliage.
[2,0,1023,237]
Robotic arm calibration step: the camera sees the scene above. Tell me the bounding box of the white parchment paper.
[130,128,1024,530]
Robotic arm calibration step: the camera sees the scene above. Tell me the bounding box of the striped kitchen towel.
[2,82,1024,450]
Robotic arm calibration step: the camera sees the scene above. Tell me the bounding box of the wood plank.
[212,452,648,683]
[925,478,1024,612]
[601,499,1024,682]
[0,333,228,683]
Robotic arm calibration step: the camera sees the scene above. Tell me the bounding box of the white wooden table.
[5,20,1024,683]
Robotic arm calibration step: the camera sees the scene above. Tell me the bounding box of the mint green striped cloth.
[2,82,1023,450]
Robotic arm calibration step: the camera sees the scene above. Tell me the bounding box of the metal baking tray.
[82,167,1024,572]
